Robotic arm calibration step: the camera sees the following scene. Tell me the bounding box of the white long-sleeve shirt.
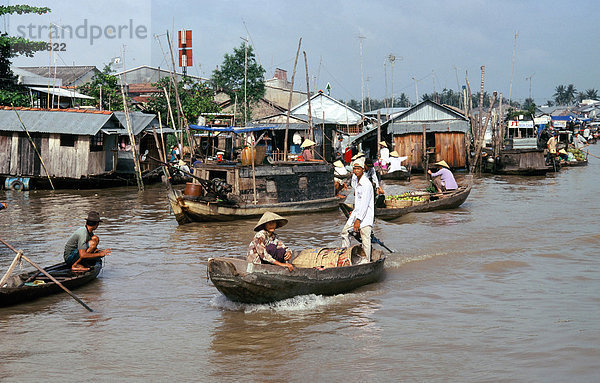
[349,174,374,228]
[388,156,408,173]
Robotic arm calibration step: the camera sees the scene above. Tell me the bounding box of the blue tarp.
[189,125,276,133]
[550,115,574,121]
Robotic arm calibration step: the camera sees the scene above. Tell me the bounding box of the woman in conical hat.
[300,139,316,161]
[247,212,293,271]
[427,159,457,193]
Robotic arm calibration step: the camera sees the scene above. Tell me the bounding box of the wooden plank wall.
[0,133,12,174]
[393,134,423,169]
[435,132,466,168]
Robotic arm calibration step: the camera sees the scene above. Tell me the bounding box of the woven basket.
[385,199,413,208]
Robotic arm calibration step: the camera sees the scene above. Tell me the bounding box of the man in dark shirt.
[64,211,111,271]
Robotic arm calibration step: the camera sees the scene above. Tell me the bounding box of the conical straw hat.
[389,151,399,157]
[434,160,450,168]
[300,139,316,148]
[333,160,344,168]
[352,157,365,168]
[351,152,365,161]
[254,211,288,232]
[379,141,388,147]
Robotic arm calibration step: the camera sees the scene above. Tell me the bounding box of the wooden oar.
[0,237,94,312]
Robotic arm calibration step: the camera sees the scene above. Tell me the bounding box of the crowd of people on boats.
[245,150,458,271]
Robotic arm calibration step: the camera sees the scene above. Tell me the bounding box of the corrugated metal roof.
[391,99,468,123]
[0,108,117,135]
[18,66,99,86]
[389,120,470,134]
[113,111,158,135]
[28,86,94,99]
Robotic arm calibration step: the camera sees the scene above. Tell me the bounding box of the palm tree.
[584,88,598,100]
[565,84,577,105]
[553,85,566,105]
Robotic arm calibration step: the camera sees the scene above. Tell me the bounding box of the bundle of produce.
[567,147,586,161]
[384,193,427,207]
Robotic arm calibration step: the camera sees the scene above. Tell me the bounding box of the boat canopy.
[189,125,276,133]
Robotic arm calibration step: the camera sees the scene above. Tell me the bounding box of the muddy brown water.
[1,146,599,382]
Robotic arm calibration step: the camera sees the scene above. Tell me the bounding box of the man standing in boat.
[341,158,374,263]
[63,211,111,271]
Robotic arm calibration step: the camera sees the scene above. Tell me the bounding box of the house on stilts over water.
[0,107,170,190]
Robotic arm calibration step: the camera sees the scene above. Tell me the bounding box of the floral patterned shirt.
[247,230,288,264]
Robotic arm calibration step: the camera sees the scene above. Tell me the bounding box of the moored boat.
[168,161,340,224]
[208,248,385,304]
[0,260,102,307]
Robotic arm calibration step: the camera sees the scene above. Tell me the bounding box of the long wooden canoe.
[168,187,340,224]
[341,182,472,221]
[208,250,385,304]
[0,260,102,307]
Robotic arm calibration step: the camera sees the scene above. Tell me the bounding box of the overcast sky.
[4,0,600,106]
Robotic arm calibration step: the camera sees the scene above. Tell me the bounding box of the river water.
[1,146,599,382]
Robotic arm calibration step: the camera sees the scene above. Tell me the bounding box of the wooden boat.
[380,168,411,181]
[341,180,472,221]
[208,249,385,304]
[0,260,102,307]
[493,148,550,176]
[168,161,340,224]
[561,159,588,167]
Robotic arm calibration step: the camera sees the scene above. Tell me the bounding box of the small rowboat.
[208,249,385,304]
[341,178,472,221]
[0,260,102,307]
[561,159,588,167]
[379,168,411,181]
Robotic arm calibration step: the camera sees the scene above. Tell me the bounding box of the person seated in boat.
[558,148,569,162]
[64,211,111,272]
[427,160,458,193]
[247,212,294,272]
[341,158,374,263]
[378,141,390,169]
[300,139,316,161]
[387,151,408,173]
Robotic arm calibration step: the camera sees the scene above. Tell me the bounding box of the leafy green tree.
[0,5,51,106]
[211,43,265,124]
[146,76,220,129]
[523,98,536,113]
[553,85,566,105]
[564,84,577,105]
[78,64,127,111]
[580,88,598,101]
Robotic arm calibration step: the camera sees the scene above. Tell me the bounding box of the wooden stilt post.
[284,38,302,161]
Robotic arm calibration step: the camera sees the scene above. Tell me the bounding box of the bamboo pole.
[166,30,195,159]
[303,51,314,159]
[0,251,22,287]
[12,106,55,190]
[284,38,302,160]
[322,111,325,159]
[119,85,144,191]
[0,238,94,312]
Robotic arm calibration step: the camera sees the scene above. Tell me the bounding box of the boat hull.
[208,255,385,304]
[168,187,341,224]
[380,169,410,181]
[0,260,102,307]
[342,184,472,221]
